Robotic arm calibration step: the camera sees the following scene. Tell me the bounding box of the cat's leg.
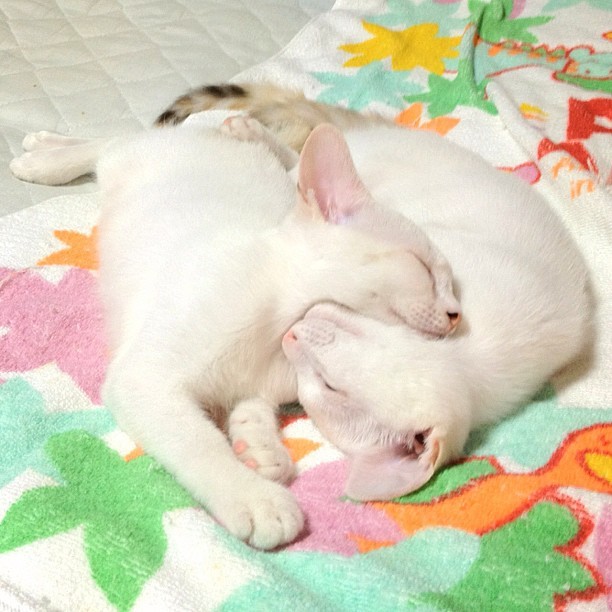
[10,137,111,185]
[104,356,303,549]
[229,398,295,484]
[221,115,299,170]
[22,130,93,152]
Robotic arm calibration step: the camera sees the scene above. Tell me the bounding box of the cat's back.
[95,126,295,351]
[346,125,591,402]
[345,126,534,228]
[96,125,294,235]
[345,126,582,280]
[96,125,294,305]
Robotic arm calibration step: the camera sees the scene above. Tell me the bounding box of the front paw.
[214,478,304,549]
[229,400,295,484]
[232,437,295,483]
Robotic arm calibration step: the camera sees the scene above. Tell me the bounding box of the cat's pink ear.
[344,434,441,501]
[298,124,372,224]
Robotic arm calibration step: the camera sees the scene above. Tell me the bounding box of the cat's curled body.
[98,127,309,550]
[283,126,592,500]
[11,120,461,549]
[10,83,592,542]
[157,83,591,500]
[99,125,459,550]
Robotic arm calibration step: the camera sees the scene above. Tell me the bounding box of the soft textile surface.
[1,0,611,610]
[0,0,332,217]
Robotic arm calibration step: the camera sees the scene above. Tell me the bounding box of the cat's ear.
[344,432,442,501]
[297,124,372,224]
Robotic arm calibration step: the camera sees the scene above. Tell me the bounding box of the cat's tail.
[10,131,112,186]
[154,82,392,152]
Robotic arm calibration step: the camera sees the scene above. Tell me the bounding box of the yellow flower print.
[341,21,461,75]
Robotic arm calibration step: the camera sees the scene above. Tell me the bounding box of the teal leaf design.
[466,384,612,469]
[421,502,595,610]
[224,502,595,609]
[0,377,115,487]
[222,528,481,611]
[369,0,467,36]
[314,62,422,110]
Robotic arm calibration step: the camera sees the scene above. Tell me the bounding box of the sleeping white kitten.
[10,120,460,549]
[11,111,591,540]
[281,126,592,501]
[196,113,591,502]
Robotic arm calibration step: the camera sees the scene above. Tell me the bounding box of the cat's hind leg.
[221,115,299,170]
[22,130,94,152]
[229,398,295,484]
[10,137,111,185]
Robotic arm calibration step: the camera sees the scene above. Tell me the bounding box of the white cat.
[281,126,592,501]
[171,110,590,503]
[10,120,461,549]
[11,104,591,541]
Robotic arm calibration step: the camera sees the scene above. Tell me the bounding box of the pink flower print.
[288,459,403,555]
[0,268,106,403]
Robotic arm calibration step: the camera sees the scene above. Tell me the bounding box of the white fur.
[10,123,461,548]
[283,126,592,501]
[10,120,590,537]
[10,131,107,185]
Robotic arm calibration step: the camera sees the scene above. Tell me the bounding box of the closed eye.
[317,372,344,395]
[323,380,338,392]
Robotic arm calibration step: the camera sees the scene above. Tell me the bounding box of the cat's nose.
[283,330,297,344]
[281,329,301,361]
[447,312,461,333]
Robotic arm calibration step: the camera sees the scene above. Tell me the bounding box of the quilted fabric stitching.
[0,0,330,217]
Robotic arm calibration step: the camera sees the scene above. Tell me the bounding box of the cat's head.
[289,124,460,338]
[282,303,472,501]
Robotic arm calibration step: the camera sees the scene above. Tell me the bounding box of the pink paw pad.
[233,440,259,470]
[233,440,248,454]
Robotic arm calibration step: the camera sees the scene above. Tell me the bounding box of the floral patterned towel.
[1,1,611,610]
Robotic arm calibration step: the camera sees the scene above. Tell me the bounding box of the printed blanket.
[1,0,611,610]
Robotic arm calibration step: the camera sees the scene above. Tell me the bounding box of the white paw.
[215,478,304,549]
[22,131,61,152]
[229,400,295,484]
[22,131,89,152]
[231,436,295,484]
[9,151,56,185]
[220,115,265,143]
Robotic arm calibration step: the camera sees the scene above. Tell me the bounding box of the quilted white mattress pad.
[0,0,333,216]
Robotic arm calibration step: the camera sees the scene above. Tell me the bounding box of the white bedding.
[0,0,333,217]
[1,1,611,609]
